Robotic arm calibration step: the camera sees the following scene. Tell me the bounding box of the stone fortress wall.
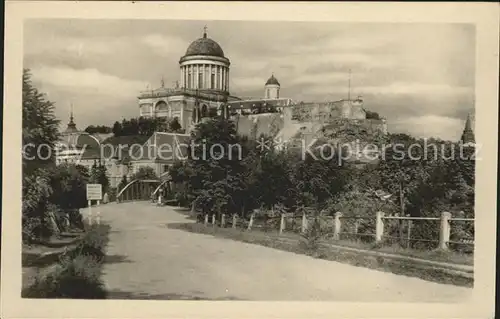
[281,98,387,136]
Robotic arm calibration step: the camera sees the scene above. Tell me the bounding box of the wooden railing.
[197,211,474,252]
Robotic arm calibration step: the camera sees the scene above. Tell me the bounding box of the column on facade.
[191,65,195,89]
[208,64,212,90]
[180,67,183,88]
[221,67,225,92]
[201,64,205,89]
[225,68,229,91]
[182,66,185,88]
[183,66,186,88]
[223,68,226,92]
[217,66,221,90]
[215,66,218,90]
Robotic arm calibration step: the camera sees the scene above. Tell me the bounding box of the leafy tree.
[89,162,110,194]
[179,118,249,217]
[130,166,158,181]
[84,125,112,134]
[112,121,122,136]
[22,69,60,242]
[49,164,89,211]
[365,110,380,120]
[117,175,128,191]
[169,117,182,132]
[22,69,60,175]
[22,169,53,242]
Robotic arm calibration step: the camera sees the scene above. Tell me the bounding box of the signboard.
[86,184,102,201]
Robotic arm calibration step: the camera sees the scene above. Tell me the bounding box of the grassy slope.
[169,222,473,288]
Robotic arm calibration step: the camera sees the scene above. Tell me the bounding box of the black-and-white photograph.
[2,2,499,319]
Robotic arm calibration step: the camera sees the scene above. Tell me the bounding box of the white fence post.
[212,214,216,226]
[301,213,308,233]
[279,214,285,235]
[247,213,254,230]
[204,214,208,226]
[333,212,342,240]
[439,212,452,250]
[221,214,226,227]
[232,214,237,228]
[375,211,384,243]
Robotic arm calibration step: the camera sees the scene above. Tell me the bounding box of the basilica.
[55,28,474,190]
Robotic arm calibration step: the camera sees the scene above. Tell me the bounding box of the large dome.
[184,33,225,58]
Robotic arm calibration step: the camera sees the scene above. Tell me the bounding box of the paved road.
[91,202,472,301]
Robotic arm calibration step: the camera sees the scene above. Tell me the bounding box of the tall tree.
[169,117,182,132]
[181,118,249,217]
[49,164,89,211]
[22,69,60,175]
[112,121,122,136]
[22,69,60,241]
[130,166,158,180]
[89,162,110,194]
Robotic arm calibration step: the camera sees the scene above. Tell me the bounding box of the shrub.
[47,164,89,212]
[299,214,331,257]
[23,255,106,299]
[107,187,117,202]
[22,224,109,299]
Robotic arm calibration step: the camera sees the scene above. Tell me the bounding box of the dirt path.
[92,202,472,301]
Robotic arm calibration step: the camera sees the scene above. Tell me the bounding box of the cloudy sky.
[24,19,475,140]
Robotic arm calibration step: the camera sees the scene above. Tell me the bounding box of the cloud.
[389,115,465,141]
[23,20,475,140]
[141,34,189,56]
[30,66,148,96]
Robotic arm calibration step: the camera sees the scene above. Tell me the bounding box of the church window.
[188,69,192,89]
[266,89,270,99]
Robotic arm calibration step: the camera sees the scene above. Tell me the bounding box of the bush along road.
[22,223,110,299]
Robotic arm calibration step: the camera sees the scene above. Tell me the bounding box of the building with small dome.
[55,110,130,188]
[265,74,280,99]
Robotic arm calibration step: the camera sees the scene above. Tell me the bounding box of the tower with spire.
[65,104,78,133]
[460,113,475,145]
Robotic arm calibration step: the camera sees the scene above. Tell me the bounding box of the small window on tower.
[211,73,215,89]
[266,89,270,99]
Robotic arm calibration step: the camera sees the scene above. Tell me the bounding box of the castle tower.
[265,74,280,99]
[460,113,475,145]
